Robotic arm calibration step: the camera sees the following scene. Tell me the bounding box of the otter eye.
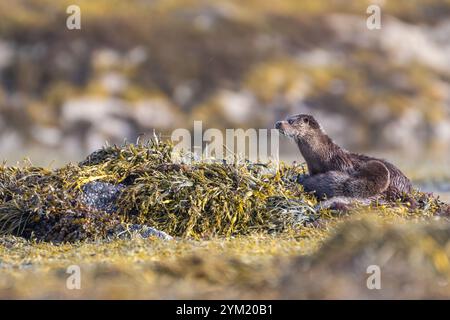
[303,117,309,124]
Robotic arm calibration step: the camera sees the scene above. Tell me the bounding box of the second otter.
[275,114,412,200]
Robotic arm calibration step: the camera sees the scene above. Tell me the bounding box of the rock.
[328,14,450,74]
[81,181,173,241]
[81,181,125,214]
[0,40,14,70]
[381,109,426,150]
[113,224,173,241]
[92,48,122,70]
[217,90,256,125]
[133,98,182,130]
[62,97,129,124]
[61,96,136,153]
[125,46,147,66]
[30,125,62,147]
[100,72,128,95]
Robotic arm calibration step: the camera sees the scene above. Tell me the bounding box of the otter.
[275,114,412,204]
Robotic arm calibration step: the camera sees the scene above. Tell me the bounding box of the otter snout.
[275,121,284,130]
[275,120,291,132]
[275,120,296,138]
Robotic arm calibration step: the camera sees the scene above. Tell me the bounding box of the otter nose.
[275,121,283,129]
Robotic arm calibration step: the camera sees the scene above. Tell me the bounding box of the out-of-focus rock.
[92,49,122,70]
[217,90,256,125]
[58,95,184,155]
[0,130,23,153]
[125,47,148,66]
[133,97,183,130]
[0,40,13,70]
[381,109,426,151]
[191,90,261,128]
[0,3,450,161]
[329,14,450,74]
[30,125,61,147]
[62,97,128,123]
[100,72,129,95]
[181,3,237,31]
[61,97,136,154]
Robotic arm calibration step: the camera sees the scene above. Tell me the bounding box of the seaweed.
[0,139,316,242]
[0,139,446,242]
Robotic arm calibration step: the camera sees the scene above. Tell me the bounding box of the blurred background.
[0,0,449,181]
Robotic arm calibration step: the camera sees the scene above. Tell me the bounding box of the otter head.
[276,114,339,174]
[275,114,323,141]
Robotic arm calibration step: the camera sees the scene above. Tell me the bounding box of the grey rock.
[113,224,173,241]
[81,182,173,241]
[81,181,125,213]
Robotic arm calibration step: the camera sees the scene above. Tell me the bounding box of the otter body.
[276,114,412,201]
[299,160,391,199]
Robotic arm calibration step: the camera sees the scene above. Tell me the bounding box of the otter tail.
[343,160,390,198]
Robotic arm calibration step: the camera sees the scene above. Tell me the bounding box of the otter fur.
[275,114,412,204]
[299,160,391,199]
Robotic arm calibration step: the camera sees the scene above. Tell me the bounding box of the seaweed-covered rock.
[0,139,446,242]
[0,140,318,242]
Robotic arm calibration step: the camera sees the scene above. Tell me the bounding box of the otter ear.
[308,117,320,129]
